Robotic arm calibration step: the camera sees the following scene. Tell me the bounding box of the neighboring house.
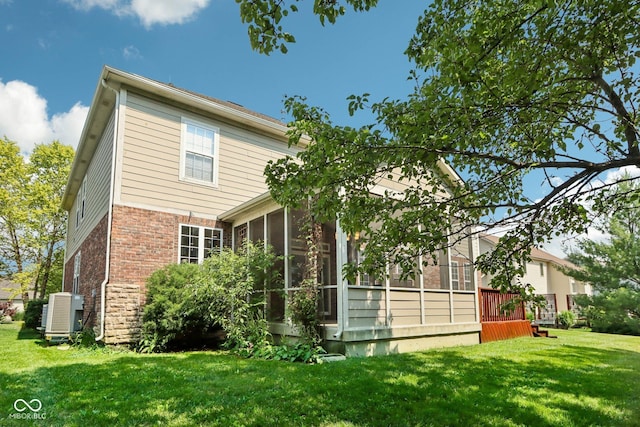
[0,279,25,313]
[62,66,482,355]
[479,234,592,325]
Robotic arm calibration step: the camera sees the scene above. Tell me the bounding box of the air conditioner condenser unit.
[44,292,84,342]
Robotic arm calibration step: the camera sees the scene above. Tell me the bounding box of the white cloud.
[61,0,210,27]
[123,44,142,60]
[604,165,640,183]
[0,79,88,153]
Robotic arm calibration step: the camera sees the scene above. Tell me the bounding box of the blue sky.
[2,1,638,258]
[0,0,427,154]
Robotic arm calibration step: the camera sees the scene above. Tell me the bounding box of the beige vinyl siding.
[453,292,476,322]
[451,233,473,260]
[119,94,296,215]
[65,110,115,260]
[389,290,421,326]
[423,291,452,324]
[376,168,451,199]
[348,288,387,328]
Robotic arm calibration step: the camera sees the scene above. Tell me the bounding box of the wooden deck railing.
[479,288,525,322]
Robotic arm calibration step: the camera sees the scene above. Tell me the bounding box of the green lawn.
[1,323,639,426]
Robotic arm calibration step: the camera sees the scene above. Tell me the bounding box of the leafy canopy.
[566,179,640,292]
[565,179,640,335]
[0,138,74,300]
[238,0,640,294]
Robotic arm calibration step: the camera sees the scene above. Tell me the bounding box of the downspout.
[95,78,119,342]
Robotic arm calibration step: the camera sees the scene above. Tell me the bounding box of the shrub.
[138,262,202,352]
[574,289,640,336]
[191,242,281,351]
[558,310,576,328]
[0,302,16,322]
[23,299,47,329]
[71,327,99,348]
[248,341,326,363]
[138,242,281,353]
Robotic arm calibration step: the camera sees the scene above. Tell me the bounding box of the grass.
[1,323,639,426]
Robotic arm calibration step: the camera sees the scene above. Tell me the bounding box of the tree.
[565,179,640,334]
[27,141,75,299]
[235,0,640,296]
[0,138,74,302]
[0,138,30,302]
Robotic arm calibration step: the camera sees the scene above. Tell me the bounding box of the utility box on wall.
[44,292,84,342]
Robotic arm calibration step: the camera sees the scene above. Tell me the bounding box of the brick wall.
[63,213,109,330]
[105,204,232,343]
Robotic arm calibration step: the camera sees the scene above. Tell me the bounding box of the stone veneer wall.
[104,283,142,344]
[104,204,232,344]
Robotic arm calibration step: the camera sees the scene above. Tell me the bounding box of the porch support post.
[471,231,481,324]
[335,218,349,333]
[447,236,455,323]
[284,208,290,325]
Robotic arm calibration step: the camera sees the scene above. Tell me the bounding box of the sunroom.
[221,193,482,357]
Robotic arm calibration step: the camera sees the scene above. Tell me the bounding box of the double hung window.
[181,119,219,185]
[75,176,87,228]
[73,252,81,294]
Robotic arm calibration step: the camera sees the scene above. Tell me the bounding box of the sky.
[0,0,426,155]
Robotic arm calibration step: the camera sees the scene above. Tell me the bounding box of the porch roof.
[219,191,275,222]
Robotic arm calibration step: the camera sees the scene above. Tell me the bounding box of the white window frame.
[75,176,87,229]
[178,224,223,264]
[73,252,81,294]
[451,260,459,290]
[179,117,220,187]
[463,263,473,290]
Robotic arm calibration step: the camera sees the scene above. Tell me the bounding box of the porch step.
[531,324,558,339]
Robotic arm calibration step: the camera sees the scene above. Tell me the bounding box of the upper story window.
[179,225,223,264]
[180,118,219,186]
[75,176,87,229]
[73,251,81,294]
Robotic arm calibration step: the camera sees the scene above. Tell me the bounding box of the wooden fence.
[479,288,531,343]
[479,288,525,322]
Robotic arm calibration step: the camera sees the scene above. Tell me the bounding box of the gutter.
[95,78,119,342]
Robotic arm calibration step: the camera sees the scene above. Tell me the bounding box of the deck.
[479,288,533,343]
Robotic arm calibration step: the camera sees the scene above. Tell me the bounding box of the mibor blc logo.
[9,398,46,420]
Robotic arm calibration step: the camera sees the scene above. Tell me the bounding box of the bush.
[71,327,99,348]
[138,262,202,352]
[525,310,535,322]
[247,341,326,363]
[138,242,281,354]
[191,242,281,351]
[574,289,640,336]
[23,299,47,329]
[0,302,16,322]
[558,310,576,328]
